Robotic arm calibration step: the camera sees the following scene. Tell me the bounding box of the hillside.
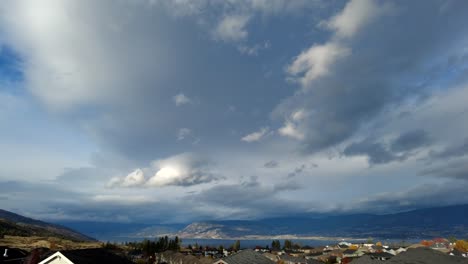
[177,204,468,239]
[0,209,95,242]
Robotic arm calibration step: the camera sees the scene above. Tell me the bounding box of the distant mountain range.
[55,204,468,241]
[177,204,468,240]
[0,209,95,242]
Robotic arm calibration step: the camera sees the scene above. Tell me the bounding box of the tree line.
[125,236,181,256]
[271,239,303,250]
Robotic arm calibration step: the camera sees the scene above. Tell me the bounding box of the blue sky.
[1,0,468,223]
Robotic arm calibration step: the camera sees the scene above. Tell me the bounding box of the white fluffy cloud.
[278,122,304,140]
[147,153,218,187]
[287,42,350,87]
[108,168,145,188]
[278,109,306,140]
[241,127,270,142]
[322,0,393,38]
[214,15,250,42]
[0,0,175,110]
[177,128,192,141]
[109,153,218,188]
[121,169,145,187]
[288,0,390,88]
[173,93,191,106]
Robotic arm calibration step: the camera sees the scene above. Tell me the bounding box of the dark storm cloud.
[343,181,468,214]
[343,130,431,165]
[429,138,468,160]
[189,177,310,218]
[278,0,468,154]
[344,139,397,165]
[287,164,306,178]
[264,160,279,168]
[273,180,302,192]
[421,159,468,181]
[390,129,431,153]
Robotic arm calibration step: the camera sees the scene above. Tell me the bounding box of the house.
[278,254,323,264]
[299,245,314,254]
[262,252,279,262]
[213,249,275,264]
[254,246,270,253]
[279,254,308,264]
[343,248,364,258]
[38,248,133,264]
[449,249,467,258]
[368,251,394,260]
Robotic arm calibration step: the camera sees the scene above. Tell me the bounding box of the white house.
[40,252,73,264]
[38,248,133,264]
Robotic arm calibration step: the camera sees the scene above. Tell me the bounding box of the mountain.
[54,204,468,241]
[177,204,468,239]
[0,209,95,242]
[53,221,184,241]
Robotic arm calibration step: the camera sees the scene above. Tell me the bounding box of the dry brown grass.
[0,235,102,251]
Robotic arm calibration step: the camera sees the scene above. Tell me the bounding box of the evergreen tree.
[271,240,281,251]
[233,240,241,251]
[284,239,292,250]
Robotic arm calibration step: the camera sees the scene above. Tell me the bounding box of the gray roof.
[350,255,383,264]
[349,248,468,264]
[387,247,468,264]
[57,248,133,264]
[280,254,307,263]
[220,249,275,264]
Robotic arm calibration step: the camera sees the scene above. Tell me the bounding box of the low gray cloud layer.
[344,130,431,165]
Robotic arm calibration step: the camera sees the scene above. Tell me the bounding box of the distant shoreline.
[176,235,367,241]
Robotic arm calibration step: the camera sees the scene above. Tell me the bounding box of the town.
[2,236,468,264]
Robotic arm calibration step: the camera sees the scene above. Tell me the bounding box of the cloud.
[173,93,191,106]
[278,121,304,140]
[108,153,220,188]
[287,42,350,87]
[189,177,310,219]
[421,159,468,181]
[264,160,279,168]
[343,139,397,165]
[147,153,219,187]
[278,109,306,140]
[273,180,302,192]
[321,0,393,38]
[277,0,468,154]
[237,41,270,56]
[390,129,431,153]
[343,130,431,165]
[1,0,468,224]
[177,128,192,141]
[121,169,146,187]
[214,15,250,42]
[287,0,391,88]
[241,127,270,142]
[344,180,468,214]
[429,139,468,160]
[287,164,306,178]
[106,168,146,188]
[91,194,156,205]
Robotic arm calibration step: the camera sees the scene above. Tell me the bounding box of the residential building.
[38,248,133,264]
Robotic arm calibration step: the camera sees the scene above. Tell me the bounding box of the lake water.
[104,237,420,248]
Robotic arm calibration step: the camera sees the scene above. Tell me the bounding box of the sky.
[1,0,468,224]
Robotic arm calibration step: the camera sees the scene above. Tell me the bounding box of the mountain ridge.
[53,204,468,241]
[176,204,468,239]
[0,209,95,242]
